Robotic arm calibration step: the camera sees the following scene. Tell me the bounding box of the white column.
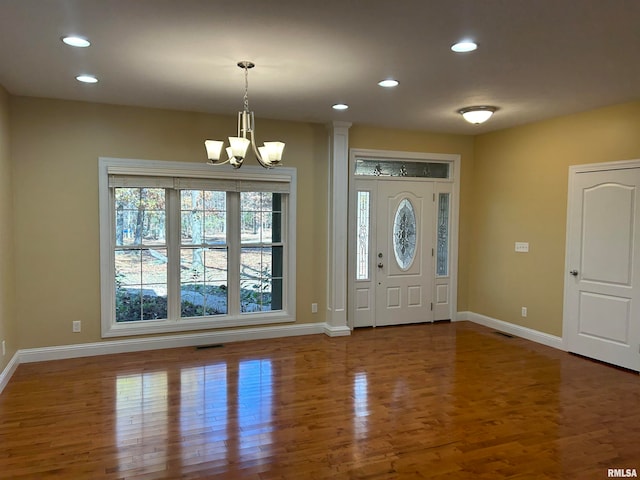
[325,121,352,337]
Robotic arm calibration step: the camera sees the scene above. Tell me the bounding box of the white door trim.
[347,149,461,328]
[562,158,640,351]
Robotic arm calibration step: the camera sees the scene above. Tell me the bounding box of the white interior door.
[565,167,640,371]
[375,181,434,326]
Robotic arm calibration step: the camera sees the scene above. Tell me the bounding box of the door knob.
[570,270,578,276]
[378,253,383,258]
[378,262,384,268]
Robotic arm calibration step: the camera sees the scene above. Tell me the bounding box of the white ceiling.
[1,0,638,135]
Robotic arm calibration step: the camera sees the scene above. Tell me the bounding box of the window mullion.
[108,187,117,326]
[281,194,289,310]
[227,191,241,316]
[167,187,181,322]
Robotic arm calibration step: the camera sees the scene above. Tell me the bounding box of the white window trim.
[99,157,297,338]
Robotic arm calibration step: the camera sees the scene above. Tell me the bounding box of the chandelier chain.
[243,66,250,113]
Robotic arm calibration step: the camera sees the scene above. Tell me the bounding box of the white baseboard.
[454,311,471,322]
[18,322,327,364]
[0,352,20,395]
[457,311,564,350]
[323,324,352,337]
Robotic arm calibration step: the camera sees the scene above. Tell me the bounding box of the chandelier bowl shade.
[229,136,251,159]
[204,140,224,164]
[458,106,497,124]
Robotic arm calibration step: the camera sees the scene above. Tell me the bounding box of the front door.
[565,167,640,371]
[375,180,434,326]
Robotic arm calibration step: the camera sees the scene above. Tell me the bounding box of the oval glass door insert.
[393,198,417,270]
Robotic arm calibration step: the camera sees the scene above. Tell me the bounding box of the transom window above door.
[354,159,450,178]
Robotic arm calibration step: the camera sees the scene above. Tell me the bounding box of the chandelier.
[204,61,285,169]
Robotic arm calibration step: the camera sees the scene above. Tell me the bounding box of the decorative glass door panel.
[393,199,417,271]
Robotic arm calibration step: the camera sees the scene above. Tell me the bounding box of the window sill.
[102,312,295,338]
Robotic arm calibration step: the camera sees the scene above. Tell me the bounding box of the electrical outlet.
[521,307,528,318]
[72,320,81,333]
[311,303,318,314]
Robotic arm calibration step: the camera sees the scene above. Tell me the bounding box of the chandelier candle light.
[205,61,285,169]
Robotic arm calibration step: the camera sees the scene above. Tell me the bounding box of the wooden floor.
[1,321,639,479]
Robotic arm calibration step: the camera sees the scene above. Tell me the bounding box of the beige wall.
[6,93,640,354]
[10,96,328,348]
[349,125,475,312]
[470,101,640,336]
[0,85,16,369]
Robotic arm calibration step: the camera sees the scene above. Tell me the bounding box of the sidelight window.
[356,191,370,280]
[437,193,450,277]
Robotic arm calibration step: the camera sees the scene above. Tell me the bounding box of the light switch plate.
[515,242,529,253]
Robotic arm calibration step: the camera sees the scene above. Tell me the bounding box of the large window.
[99,158,296,337]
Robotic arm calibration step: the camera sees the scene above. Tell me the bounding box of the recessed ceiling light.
[62,36,91,48]
[76,74,98,84]
[451,41,478,53]
[332,103,349,110]
[378,79,399,88]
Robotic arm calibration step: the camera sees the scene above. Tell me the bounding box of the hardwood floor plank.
[1,321,639,479]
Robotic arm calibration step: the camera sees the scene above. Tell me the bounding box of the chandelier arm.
[249,130,271,168]
[210,158,231,166]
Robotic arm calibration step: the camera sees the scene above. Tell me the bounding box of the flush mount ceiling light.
[378,79,399,88]
[458,106,497,124]
[76,74,98,83]
[332,103,349,110]
[205,61,285,169]
[62,36,91,47]
[451,41,478,53]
